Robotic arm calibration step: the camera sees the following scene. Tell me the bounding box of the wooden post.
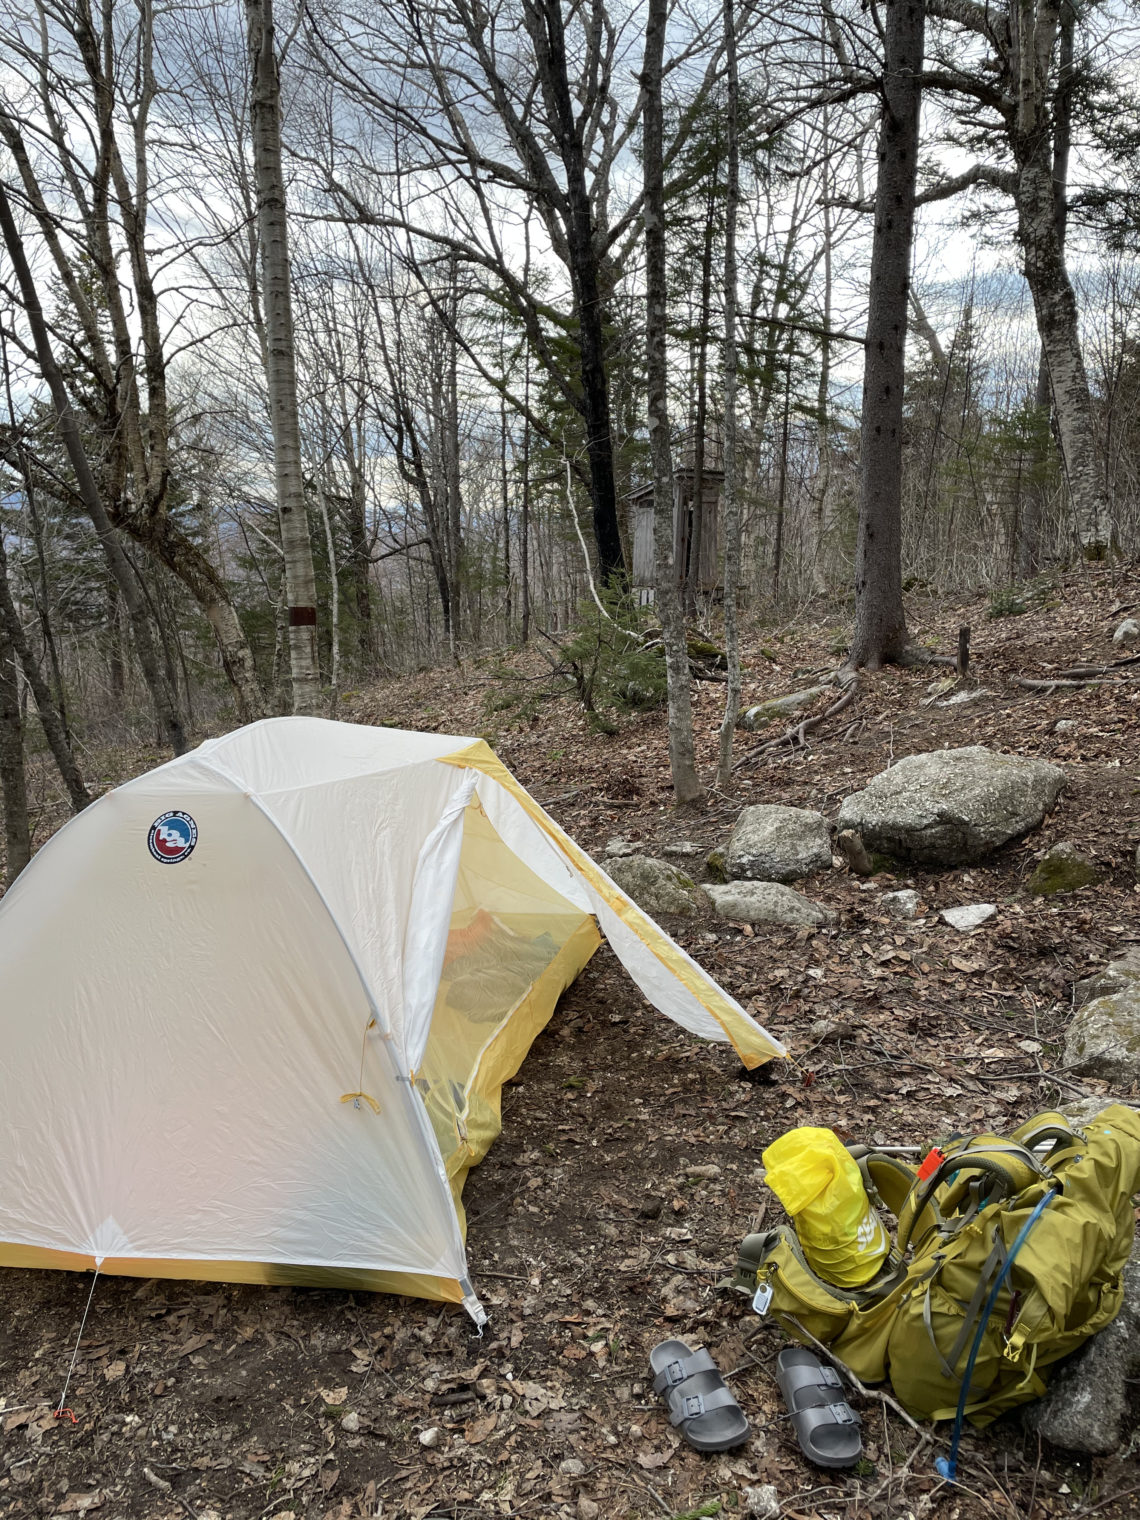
[957,625,971,679]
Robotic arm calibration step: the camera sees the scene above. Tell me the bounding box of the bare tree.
[0,623,30,885]
[0,181,187,754]
[849,0,925,670]
[644,0,702,805]
[922,0,1110,556]
[0,0,265,719]
[246,0,321,712]
[717,0,742,786]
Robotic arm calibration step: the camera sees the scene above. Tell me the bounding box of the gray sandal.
[776,1347,862,1468]
[649,1339,749,1452]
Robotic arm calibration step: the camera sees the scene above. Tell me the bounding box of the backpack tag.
[752,1282,773,1316]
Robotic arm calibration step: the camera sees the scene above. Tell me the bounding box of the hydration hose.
[935,1188,1058,1483]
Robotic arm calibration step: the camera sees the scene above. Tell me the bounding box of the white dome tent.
[0,718,783,1322]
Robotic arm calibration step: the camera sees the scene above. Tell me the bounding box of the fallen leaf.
[463,1412,498,1445]
[56,1493,103,1514]
[318,1386,349,1408]
[636,1450,671,1470]
[103,1360,126,1383]
[175,1333,213,1359]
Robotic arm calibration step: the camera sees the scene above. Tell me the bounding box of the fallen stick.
[781,1315,934,1442]
[734,677,858,770]
[1013,676,1140,691]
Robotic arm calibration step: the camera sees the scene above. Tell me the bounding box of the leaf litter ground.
[2,567,1139,1520]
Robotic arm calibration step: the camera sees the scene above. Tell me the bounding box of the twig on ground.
[781,1315,933,1441]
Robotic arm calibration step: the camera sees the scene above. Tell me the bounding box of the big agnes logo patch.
[147,811,198,864]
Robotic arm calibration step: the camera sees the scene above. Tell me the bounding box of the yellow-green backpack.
[733,1105,1140,1425]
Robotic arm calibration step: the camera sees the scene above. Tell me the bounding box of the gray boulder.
[1112,617,1139,648]
[726,804,832,883]
[1024,1232,1140,1454]
[837,747,1064,866]
[1073,948,1140,1010]
[1064,979,1140,1088]
[738,686,828,732]
[1026,840,1098,896]
[606,855,704,917]
[705,881,836,928]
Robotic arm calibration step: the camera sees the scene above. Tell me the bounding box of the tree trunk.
[0,181,187,756]
[525,0,625,581]
[849,0,925,670]
[644,0,702,806]
[521,361,532,643]
[0,626,31,887]
[246,0,321,712]
[686,162,718,616]
[0,517,90,814]
[716,0,741,788]
[1013,0,1103,557]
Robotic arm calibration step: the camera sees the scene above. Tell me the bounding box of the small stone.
[744,1484,780,1518]
[559,1458,586,1477]
[662,841,700,857]
[705,881,836,928]
[881,888,919,919]
[577,1499,600,1520]
[1112,617,1139,648]
[1055,719,1078,733]
[1026,840,1098,896]
[418,1426,442,1448]
[810,1018,841,1043]
[604,837,637,858]
[940,903,997,931]
[685,1163,721,1179]
[340,1411,360,1433]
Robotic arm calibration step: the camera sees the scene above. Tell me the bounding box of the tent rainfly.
[0,718,783,1323]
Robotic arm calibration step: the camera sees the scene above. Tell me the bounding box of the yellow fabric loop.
[339,1092,381,1115]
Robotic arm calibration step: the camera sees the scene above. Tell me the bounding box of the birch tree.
[0,0,266,719]
[922,0,1111,556]
[245,0,321,712]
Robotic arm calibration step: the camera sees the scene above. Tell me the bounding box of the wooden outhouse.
[627,431,723,595]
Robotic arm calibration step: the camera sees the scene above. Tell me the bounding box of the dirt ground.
[2,566,1140,1520]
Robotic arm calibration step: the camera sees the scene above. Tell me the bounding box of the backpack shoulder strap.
[896,1140,1048,1255]
[1010,1111,1084,1164]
